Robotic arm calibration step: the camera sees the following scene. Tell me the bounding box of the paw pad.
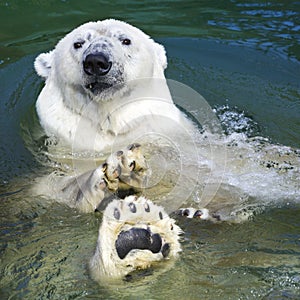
[177,207,217,221]
[90,196,182,280]
[144,202,150,212]
[113,207,120,220]
[128,202,137,213]
[115,228,164,259]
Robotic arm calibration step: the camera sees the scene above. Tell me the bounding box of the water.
[1,1,300,299]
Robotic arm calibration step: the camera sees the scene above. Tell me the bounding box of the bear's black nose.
[83,53,112,76]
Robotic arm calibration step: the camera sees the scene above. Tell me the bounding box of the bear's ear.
[154,42,167,70]
[34,51,54,80]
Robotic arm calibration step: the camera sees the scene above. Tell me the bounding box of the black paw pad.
[149,233,162,253]
[183,209,190,216]
[114,208,120,220]
[144,202,150,212]
[161,243,170,258]
[159,211,163,220]
[193,210,203,218]
[115,228,167,260]
[128,202,137,213]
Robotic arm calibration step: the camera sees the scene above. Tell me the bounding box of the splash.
[26,79,300,222]
[214,104,260,137]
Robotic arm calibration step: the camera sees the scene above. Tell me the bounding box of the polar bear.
[33,19,202,281]
[33,18,300,282]
[34,19,195,153]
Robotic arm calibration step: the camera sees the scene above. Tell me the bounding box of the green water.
[1,1,300,299]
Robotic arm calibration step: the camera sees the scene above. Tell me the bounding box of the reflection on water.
[207,1,300,61]
[1,190,300,299]
[0,1,299,64]
[0,0,300,299]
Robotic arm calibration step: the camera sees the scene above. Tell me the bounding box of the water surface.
[0,1,299,299]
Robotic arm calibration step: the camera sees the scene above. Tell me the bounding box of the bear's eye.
[73,41,85,49]
[122,38,131,46]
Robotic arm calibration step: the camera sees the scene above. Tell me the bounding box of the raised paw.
[106,144,149,193]
[54,144,149,213]
[89,195,182,281]
[175,207,221,221]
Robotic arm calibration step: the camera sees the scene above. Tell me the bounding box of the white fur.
[34,51,53,79]
[34,19,194,152]
[34,20,192,281]
[32,144,149,213]
[33,165,107,213]
[89,196,182,281]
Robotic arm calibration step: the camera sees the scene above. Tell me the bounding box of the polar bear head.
[34,19,167,101]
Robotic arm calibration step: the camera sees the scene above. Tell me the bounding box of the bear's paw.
[89,195,182,281]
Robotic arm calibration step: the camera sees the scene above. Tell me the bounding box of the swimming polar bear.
[33,19,300,281]
[34,19,195,153]
[33,19,203,281]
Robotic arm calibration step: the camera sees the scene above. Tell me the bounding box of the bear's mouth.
[85,81,113,94]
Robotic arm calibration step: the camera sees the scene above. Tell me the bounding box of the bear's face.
[35,19,167,101]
